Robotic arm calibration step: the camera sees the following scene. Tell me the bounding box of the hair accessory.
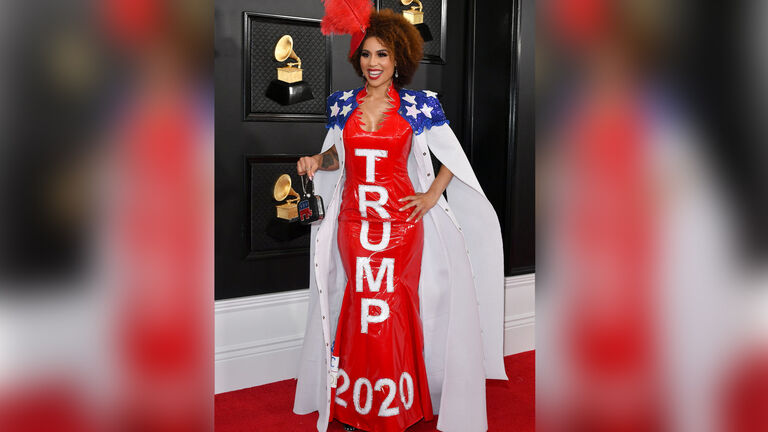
[320,0,375,58]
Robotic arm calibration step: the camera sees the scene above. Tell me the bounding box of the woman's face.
[360,37,396,89]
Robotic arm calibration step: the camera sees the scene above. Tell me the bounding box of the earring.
[395,67,399,78]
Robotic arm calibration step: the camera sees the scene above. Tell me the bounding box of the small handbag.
[297,175,325,225]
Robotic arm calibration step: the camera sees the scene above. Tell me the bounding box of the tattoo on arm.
[320,147,339,170]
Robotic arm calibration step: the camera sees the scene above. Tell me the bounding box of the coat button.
[322,316,325,319]
[326,343,329,346]
[427,173,431,177]
[423,152,427,156]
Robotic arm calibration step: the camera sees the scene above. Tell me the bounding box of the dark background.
[215,0,535,300]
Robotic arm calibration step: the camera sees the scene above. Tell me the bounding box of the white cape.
[293,95,507,432]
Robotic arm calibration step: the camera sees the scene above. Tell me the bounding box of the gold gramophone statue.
[273,174,300,221]
[401,0,433,42]
[265,35,315,105]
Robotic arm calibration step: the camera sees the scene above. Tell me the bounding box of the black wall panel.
[215,0,534,300]
[507,0,535,274]
[463,0,535,275]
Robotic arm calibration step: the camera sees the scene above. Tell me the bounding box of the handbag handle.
[300,174,314,197]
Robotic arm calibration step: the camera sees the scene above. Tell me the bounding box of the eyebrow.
[361,49,389,54]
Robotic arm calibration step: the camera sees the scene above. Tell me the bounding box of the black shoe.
[343,424,356,431]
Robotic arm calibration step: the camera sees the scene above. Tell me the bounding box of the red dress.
[330,83,434,432]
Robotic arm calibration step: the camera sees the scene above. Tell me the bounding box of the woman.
[293,8,506,432]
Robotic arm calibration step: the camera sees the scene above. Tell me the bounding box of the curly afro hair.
[349,9,423,89]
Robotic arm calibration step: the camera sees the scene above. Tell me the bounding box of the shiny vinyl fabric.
[330,83,433,432]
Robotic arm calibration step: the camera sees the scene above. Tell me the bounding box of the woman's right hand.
[297,155,321,180]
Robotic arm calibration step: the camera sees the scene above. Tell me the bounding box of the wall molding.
[505,311,535,329]
[215,289,309,314]
[215,274,535,393]
[215,333,305,362]
[505,272,535,289]
[502,273,535,356]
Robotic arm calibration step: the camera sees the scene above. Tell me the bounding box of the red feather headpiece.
[320,0,374,58]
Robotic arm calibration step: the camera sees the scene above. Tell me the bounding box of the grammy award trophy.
[265,35,314,105]
[401,0,433,42]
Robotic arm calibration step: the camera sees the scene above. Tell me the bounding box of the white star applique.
[405,104,421,119]
[330,102,340,117]
[339,90,354,101]
[420,103,433,118]
[340,103,353,117]
[402,93,417,105]
[423,90,438,99]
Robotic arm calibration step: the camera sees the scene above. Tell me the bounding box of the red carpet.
[215,350,534,431]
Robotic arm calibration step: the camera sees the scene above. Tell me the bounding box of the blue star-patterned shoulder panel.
[325,88,363,130]
[396,88,449,135]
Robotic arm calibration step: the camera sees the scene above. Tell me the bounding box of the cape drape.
[293,88,507,432]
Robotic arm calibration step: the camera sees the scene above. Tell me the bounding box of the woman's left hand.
[398,191,440,222]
